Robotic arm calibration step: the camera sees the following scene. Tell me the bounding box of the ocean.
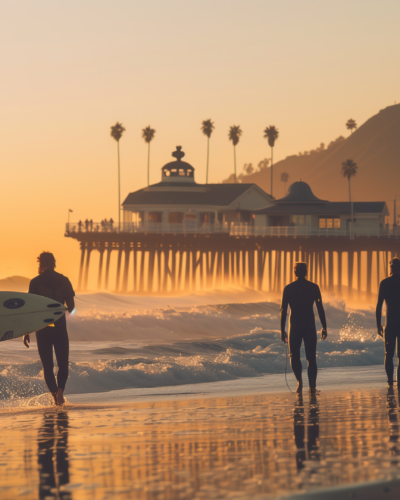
[0,289,386,404]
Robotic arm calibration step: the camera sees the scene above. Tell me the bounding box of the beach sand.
[1,370,400,500]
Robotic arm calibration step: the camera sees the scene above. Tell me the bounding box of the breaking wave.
[0,292,386,402]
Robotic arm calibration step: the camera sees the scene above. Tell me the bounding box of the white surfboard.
[0,292,67,342]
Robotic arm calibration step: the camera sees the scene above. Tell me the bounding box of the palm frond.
[110,122,126,142]
[201,119,215,138]
[281,172,289,182]
[228,125,242,146]
[341,159,358,179]
[264,125,279,147]
[142,126,156,143]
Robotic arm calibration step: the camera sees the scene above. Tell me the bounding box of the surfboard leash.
[284,342,295,394]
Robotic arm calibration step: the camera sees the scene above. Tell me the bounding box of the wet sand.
[1,383,400,500]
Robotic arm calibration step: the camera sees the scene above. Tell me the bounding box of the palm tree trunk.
[118,140,121,231]
[148,142,151,185]
[234,145,237,183]
[270,146,273,197]
[349,178,354,238]
[206,137,210,184]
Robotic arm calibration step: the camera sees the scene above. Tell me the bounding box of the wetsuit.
[280,278,327,388]
[376,273,400,385]
[29,270,75,394]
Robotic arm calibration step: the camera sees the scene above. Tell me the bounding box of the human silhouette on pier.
[84,219,89,231]
[376,257,400,388]
[280,262,327,393]
[109,218,114,230]
[78,220,83,232]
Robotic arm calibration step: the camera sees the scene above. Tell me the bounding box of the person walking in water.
[23,252,75,405]
[280,262,327,394]
[376,257,400,389]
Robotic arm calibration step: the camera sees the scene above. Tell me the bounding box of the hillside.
[0,276,30,292]
[233,104,400,214]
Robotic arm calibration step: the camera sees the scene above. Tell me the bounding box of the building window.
[319,218,340,229]
[149,212,162,223]
[292,215,305,226]
[168,212,184,223]
[184,213,197,222]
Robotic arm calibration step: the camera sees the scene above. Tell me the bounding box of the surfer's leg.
[396,334,400,386]
[384,329,396,386]
[36,333,58,394]
[304,330,318,389]
[289,331,303,392]
[54,330,69,392]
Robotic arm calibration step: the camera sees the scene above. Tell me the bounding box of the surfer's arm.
[66,296,75,314]
[376,283,384,337]
[23,334,30,348]
[315,287,327,337]
[280,288,289,342]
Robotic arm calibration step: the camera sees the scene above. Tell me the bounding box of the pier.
[65,148,399,297]
[65,222,400,297]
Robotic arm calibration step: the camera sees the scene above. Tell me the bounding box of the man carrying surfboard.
[23,252,75,406]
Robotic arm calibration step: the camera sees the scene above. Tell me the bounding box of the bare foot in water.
[296,382,303,394]
[309,387,320,395]
[56,389,65,406]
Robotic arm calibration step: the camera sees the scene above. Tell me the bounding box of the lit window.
[334,218,340,228]
[327,219,333,228]
[319,218,326,228]
[292,215,305,225]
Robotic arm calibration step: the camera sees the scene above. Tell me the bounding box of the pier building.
[65,147,399,297]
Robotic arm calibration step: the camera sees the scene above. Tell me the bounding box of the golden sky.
[1,0,399,283]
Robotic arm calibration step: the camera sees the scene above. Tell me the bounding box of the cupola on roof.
[161,146,195,184]
[277,180,327,204]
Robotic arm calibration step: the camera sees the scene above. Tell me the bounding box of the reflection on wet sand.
[294,394,320,472]
[38,411,71,500]
[387,389,400,460]
[2,389,400,499]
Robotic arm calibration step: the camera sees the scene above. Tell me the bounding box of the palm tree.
[346,119,357,134]
[264,125,279,197]
[142,126,156,186]
[228,125,242,183]
[341,159,358,236]
[281,172,289,195]
[110,122,126,230]
[201,119,214,184]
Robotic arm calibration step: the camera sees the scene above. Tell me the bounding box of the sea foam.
[0,290,385,402]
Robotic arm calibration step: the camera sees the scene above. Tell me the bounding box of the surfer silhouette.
[23,252,75,406]
[280,262,327,394]
[376,257,400,389]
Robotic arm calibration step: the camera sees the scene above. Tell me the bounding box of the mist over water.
[0,290,385,404]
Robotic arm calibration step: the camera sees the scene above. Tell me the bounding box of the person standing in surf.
[23,252,75,405]
[376,257,400,389]
[280,262,327,394]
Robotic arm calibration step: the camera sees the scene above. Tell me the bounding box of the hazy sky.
[1,0,399,282]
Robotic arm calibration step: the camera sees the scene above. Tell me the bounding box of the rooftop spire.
[172,146,185,162]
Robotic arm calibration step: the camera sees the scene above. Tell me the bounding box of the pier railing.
[65,222,400,238]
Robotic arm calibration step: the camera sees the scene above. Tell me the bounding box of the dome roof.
[161,146,195,183]
[162,146,194,172]
[277,180,327,203]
